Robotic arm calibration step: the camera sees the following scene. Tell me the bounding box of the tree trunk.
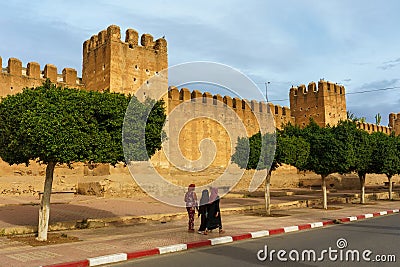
[359,173,366,204]
[387,175,393,200]
[265,170,272,216]
[321,175,328,210]
[37,161,56,241]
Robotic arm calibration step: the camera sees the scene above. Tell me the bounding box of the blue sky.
[0,0,399,125]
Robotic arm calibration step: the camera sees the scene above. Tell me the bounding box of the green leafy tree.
[232,130,309,215]
[300,120,354,209]
[340,121,374,204]
[0,80,166,241]
[370,132,400,200]
[352,128,374,203]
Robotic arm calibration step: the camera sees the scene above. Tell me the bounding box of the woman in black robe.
[198,189,209,234]
[206,187,225,234]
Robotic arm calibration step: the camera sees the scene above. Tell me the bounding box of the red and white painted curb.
[42,208,399,267]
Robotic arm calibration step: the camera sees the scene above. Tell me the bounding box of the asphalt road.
[110,214,399,267]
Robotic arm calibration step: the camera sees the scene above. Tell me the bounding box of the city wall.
[150,86,293,169]
[0,57,83,97]
[0,25,398,197]
[357,122,391,135]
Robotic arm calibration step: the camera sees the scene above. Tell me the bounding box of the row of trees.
[0,81,166,241]
[232,120,400,213]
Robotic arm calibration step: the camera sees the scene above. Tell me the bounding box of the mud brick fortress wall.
[0,57,84,96]
[160,87,293,168]
[0,25,398,194]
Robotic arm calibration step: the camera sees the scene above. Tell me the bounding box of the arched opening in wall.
[179,91,184,101]
[340,88,343,94]
[367,125,370,131]
[259,104,263,113]
[202,95,207,103]
[135,65,138,70]
[282,107,286,116]
[232,99,237,109]
[275,106,279,115]
[242,100,246,110]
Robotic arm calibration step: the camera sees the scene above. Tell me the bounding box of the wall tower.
[389,113,400,136]
[82,25,168,95]
[289,79,346,127]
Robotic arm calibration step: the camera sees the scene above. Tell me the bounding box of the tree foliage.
[0,80,166,240]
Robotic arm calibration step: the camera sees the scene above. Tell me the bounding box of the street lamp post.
[265,81,270,102]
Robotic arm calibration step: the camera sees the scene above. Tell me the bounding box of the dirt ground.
[7,233,80,246]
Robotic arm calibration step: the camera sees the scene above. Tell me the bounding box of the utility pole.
[265,81,270,102]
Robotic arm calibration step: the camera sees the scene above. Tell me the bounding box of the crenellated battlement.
[167,86,293,130]
[0,56,83,96]
[83,25,167,55]
[357,122,391,135]
[290,79,345,98]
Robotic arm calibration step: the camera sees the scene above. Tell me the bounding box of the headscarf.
[199,189,209,206]
[188,184,195,192]
[208,187,219,203]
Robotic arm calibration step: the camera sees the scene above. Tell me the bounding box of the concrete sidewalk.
[0,188,398,266]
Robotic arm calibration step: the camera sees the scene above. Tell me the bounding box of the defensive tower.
[289,79,346,127]
[82,25,168,95]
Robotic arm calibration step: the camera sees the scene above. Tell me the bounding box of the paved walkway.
[0,188,398,266]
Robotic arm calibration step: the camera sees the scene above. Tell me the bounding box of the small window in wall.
[135,65,138,70]
[275,106,279,114]
[146,80,149,85]
[10,87,13,90]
